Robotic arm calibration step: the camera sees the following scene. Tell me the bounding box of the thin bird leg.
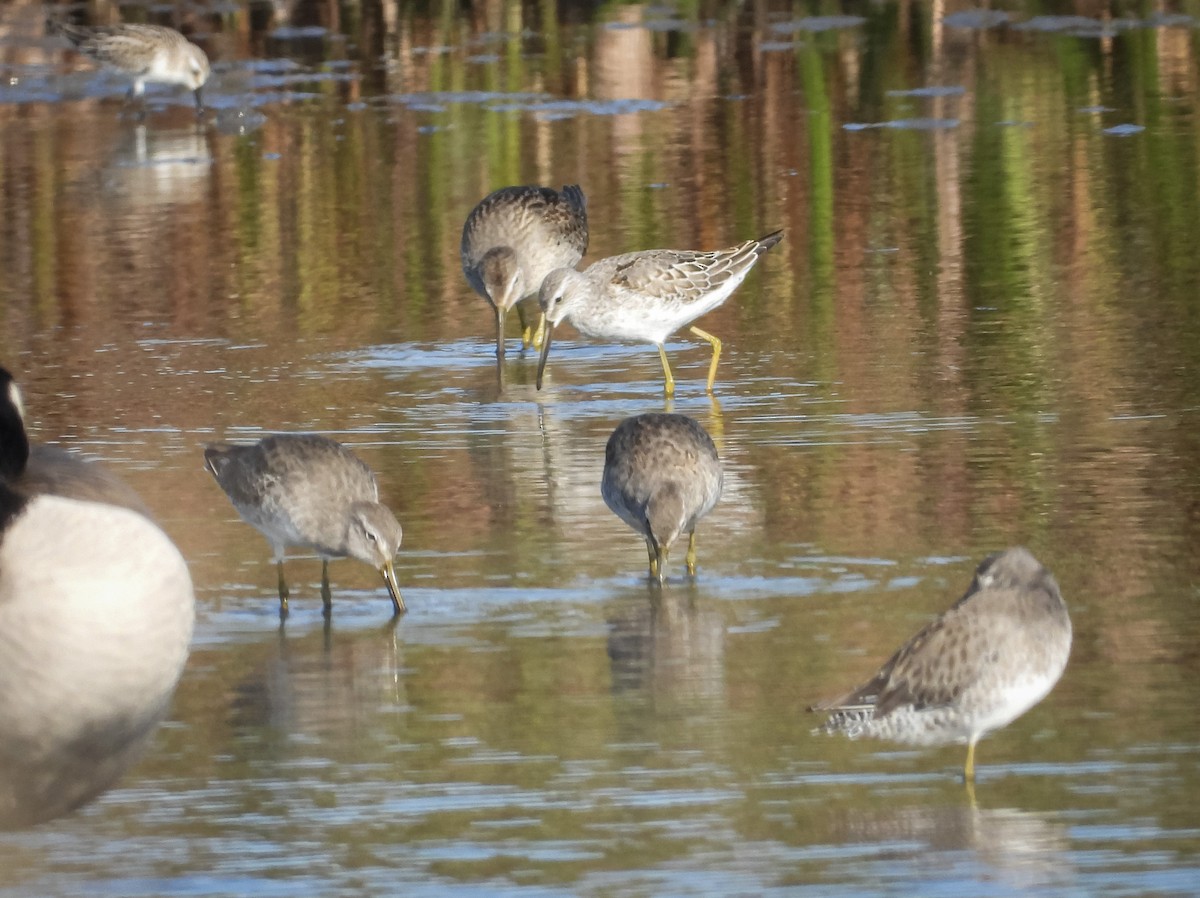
[686,531,698,576]
[515,301,532,349]
[125,80,149,121]
[276,561,290,616]
[646,540,659,579]
[530,312,547,350]
[656,344,676,396]
[320,560,333,617]
[516,302,546,350]
[688,326,723,394]
[963,737,978,782]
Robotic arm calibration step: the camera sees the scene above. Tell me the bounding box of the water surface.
[1,0,1199,894]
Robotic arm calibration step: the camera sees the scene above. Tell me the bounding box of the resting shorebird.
[811,547,1072,781]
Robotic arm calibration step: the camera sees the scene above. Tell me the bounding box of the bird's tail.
[45,17,90,46]
[753,229,785,255]
[202,444,235,478]
[561,184,587,213]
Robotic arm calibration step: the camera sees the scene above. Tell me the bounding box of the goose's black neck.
[0,367,31,483]
[0,481,28,533]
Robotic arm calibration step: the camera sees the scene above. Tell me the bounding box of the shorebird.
[536,230,783,395]
[0,368,194,829]
[49,20,211,114]
[203,435,405,617]
[461,184,589,358]
[601,413,723,582]
[811,547,1072,781]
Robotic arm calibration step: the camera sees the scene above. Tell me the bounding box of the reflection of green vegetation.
[964,65,1046,387]
[961,50,1058,540]
[622,151,664,249]
[233,135,265,318]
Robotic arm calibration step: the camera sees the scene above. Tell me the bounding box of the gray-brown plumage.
[602,414,723,583]
[537,230,783,395]
[20,446,150,517]
[203,435,404,617]
[811,547,1072,781]
[461,184,589,358]
[49,21,210,113]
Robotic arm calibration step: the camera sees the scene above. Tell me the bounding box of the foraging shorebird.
[601,413,723,583]
[49,20,211,114]
[203,434,405,617]
[537,230,783,395]
[462,184,589,358]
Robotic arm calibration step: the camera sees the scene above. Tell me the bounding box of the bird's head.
[347,502,406,615]
[480,247,524,313]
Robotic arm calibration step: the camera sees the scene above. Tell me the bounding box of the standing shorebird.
[49,21,211,114]
[536,230,783,395]
[811,547,1072,781]
[203,435,405,618]
[0,368,194,829]
[461,184,589,358]
[602,414,723,583]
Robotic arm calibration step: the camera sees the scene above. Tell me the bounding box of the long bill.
[193,87,205,114]
[535,322,555,390]
[495,306,508,359]
[379,560,406,615]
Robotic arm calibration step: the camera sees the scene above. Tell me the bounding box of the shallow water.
[2,0,1200,894]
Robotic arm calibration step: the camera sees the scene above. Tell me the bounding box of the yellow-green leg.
[276,561,290,616]
[657,344,676,396]
[963,737,978,782]
[528,314,547,349]
[518,304,546,350]
[688,326,723,393]
[964,775,978,808]
[655,546,669,583]
[686,531,698,575]
[320,560,333,617]
[646,541,659,580]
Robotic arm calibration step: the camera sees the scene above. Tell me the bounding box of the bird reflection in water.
[813,796,1074,892]
[228,619,406,742]
[606,587,726,710]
